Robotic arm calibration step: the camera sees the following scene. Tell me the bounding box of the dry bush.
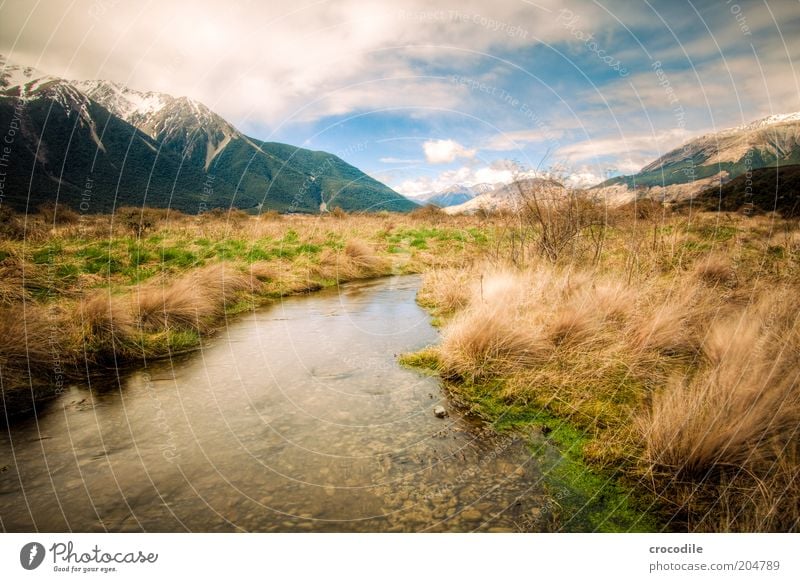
[513,179,606,264]
[0,205,27,240]
[132,263,251,332]
[612,199,667,223]
[133,277,214,332]
[259,209,281,221]
[329,206,348,219]
[631,290,699,357]
[248,261,276,283]
[0,304,68,375]
[410,204,444,221]
[192,262,254,305]
[79,292,136,346]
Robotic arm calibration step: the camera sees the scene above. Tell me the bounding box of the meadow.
[0,204,488,414]
[403,188,800,532]
[2,196,798,532]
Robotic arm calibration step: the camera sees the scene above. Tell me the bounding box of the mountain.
[413,183,495,208]
[688,164,800,217]
[0,57,416,214]
[593,112,800,204]
[444,179,544,214]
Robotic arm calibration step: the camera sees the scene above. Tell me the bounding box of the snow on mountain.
[641,111,800,172]
[75,80,240,170]
[0,55,107,152]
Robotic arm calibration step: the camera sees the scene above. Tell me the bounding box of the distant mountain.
[688,164,800,217]
[593,112,800,204]
[444,179,546,214]
[413,183,495,208]
[0,57,416,214]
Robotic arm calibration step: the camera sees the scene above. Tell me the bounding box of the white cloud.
[555,129,690,173]
[423,139,476,164]
[393,159,523,196]
[0,0,601,128]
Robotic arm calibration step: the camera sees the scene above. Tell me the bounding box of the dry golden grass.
[417,268,473,314]
[422,219,800,531]
[641,296,800,530]
[693,253,735,286]
[343,239,387,275]
[80,292,136,345]
[0,304,69,376]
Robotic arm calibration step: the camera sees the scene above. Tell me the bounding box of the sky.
[1,0,799,196]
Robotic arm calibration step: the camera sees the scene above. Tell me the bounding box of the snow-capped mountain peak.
[74,79,240,170]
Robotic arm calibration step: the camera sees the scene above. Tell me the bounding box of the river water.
[0,276,553,532]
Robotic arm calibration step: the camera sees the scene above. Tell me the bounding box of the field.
[403,194,800,532]
[2,199,799,532]
[0,205,488,415]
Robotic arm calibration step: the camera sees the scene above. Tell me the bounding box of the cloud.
[393,159,523,196]
[423,139,476,164]
[0,0,601,129]
[556,129,690,173]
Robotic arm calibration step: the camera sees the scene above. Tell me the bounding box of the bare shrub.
[512,178,606,263]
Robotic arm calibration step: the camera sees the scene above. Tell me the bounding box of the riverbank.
[0,208,491,417]
[401,209,800,532]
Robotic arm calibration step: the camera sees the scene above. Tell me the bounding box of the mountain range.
[443,112,800,213]
[592,112,800,204]
[410,183,496,208]
[0,57,415,214]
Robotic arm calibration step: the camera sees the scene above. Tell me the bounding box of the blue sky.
[3,0,799,195]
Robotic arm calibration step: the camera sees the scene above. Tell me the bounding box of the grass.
[4,201,799,532]
[0,208,491,412]
[402,208,800,532]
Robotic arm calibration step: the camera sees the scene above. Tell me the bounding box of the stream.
[0,275,556,532]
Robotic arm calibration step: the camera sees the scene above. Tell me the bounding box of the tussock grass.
[0,209,489,411]
[413,209,800,531]
[0,303,71,378]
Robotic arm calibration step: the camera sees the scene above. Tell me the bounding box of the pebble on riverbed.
[433,405,447,418]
